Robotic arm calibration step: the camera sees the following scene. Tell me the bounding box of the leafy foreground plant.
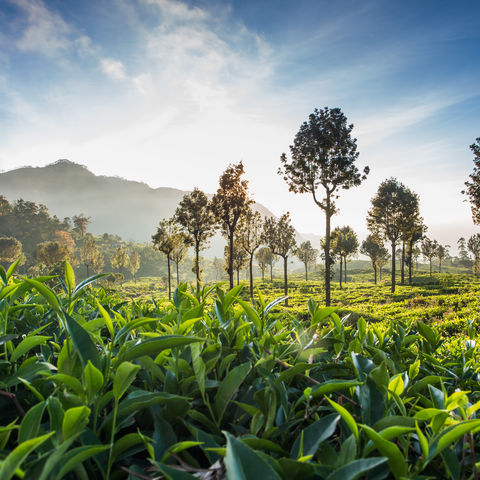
[1,260,480,479]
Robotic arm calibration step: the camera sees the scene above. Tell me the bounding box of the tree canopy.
[463,137,480,224]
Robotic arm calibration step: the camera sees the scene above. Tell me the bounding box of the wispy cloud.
[8,0,90,59]
[100,58,128,81]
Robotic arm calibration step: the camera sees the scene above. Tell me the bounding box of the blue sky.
[0,0,479,249]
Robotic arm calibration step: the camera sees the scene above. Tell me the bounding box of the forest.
[1,108,480,479]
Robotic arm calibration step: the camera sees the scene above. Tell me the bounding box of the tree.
[111,246,129,283]
[72,214,90,238]
[421,238,439,276]
[34,241,72,271]
[262,213,297,306]
[128,250,141,282]
[79,234,103,277]
[405,223,425,284]
[360,234,388,284]
[0,237,22,266]
[211,162,253,290]
[279,107,368,306]
[212,257,224,281]
[437,244,449,273]
[174,188,217,291]
[462,137,480,224]
[255,247,273,282]
[467,234,480,276]
[367,178,419,292]
[457,237,472,268]
[331,226,358,286]
[224,244,248,286]
[152,219,181,300]
[399,194,423,285]
[236,208,263,298]
[296,241,318,281]
[171,237,188,285]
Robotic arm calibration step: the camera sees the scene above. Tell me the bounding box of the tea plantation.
[2,260,480,479]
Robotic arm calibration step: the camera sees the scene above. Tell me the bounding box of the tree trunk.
[391,242,396,293]
[429,259,432,276]
[408,240,413,284]
[339,257,343,289]
[344,256,347,284]
[167,254,171,300]
[283,255,288,307]
[195,242,200,292]
[249,254,254,300]
[400,241,405,285]
[228,232,234,290]
[439,258,442,273]
[325,196,331,306]
[305,262,308,281]
[261,265,265,282]
[373,263,377,284]
[270,263,273,282]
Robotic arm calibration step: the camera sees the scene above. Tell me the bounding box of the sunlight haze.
[1,0,479,249]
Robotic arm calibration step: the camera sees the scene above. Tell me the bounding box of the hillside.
[0,159,318,256]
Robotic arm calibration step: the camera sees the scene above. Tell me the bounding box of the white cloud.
[8,0,93,59]
[100,58,128,81]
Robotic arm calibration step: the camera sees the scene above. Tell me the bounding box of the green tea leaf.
[0,432,54,480]
[113,361,140,401]
[223,431,282,480]
[62,406,91,441]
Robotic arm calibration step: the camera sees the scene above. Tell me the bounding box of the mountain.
[0,160,319,256]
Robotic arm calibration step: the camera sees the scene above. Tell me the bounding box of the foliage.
[462,137,480,224]
[279,107,369,306]
[360,235,388,284]
[211,162,253,290]
[0,237,23,265]
[296,241,318,281]
[421,237,439,276]
[174,188,217,290]
[367,178,420,293]
[263,213,296,305]
[2,262,480,479]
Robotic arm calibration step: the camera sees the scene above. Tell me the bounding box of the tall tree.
[152,219,181,300]
[174,188,217,291]
[79,234,103,277]
[262,213,297,306]
[405,223,425,284]
[332,226,358,285]
[437,244,449,273]
[128,250,141,282]
[236,208,263,298]
[457,237,472,268]
[255,247,274,282]
[296,241,318,281]
[467,234,480,276]
[224,244,248,286]
[171,236,188,285]
[211,162,253,290]
[111,246,129,283]
[367,178,419,292]
[279,107,368,306]
[421,238,439,276]
[360,234,387,284]
[462,137,480,224]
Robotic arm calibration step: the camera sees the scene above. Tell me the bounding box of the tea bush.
[1,260,480,479]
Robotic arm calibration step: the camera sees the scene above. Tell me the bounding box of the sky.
[0,0,479,251]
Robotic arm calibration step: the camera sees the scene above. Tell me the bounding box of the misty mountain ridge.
[0,159,320,257]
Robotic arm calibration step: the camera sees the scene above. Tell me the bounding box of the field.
[2,261,480,479]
